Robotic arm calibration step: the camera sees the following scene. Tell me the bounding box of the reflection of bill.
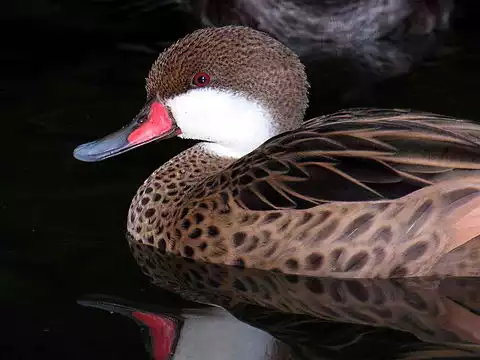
[79,296,288,360]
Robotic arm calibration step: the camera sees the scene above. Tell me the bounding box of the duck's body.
[127,108,480,278]
[74,26,480,278]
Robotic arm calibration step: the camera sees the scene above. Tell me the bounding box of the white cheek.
[166,88,276,158]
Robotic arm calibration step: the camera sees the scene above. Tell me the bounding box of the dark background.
[2,1,480,358]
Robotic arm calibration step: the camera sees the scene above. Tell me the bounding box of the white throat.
[166,88,277,159]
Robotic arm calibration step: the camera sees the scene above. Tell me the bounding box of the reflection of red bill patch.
[133,311,177,360]
[128,102,173,145]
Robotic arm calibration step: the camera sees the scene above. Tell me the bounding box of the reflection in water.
[133,0,454,54]
[79,236,480,360]
[80,297,290,360]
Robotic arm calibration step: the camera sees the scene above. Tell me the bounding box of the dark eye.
[192,72,211,87]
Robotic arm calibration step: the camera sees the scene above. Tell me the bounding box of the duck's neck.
[127,143,236,240]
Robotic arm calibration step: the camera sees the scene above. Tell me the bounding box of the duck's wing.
[224,108,480,211]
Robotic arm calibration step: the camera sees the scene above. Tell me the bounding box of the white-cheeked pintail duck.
[74,26,480,278]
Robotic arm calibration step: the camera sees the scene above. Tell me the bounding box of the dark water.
[2,1,480,359]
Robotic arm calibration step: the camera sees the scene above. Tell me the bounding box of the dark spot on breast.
[407,199,433,236]
[342,213,374,240]
[199,242,207,251]
[136,226,141,234]
[180,208,189,219]
[263,212,282,224]
[199,203,208,209]
[261,230,271,241]
[389,265,408,277]
[207,226,219,237]
[443,187,479,207]
[298,212,313,225]
[330,248,344,268]
[220,191,229,204]
[372,247,385,265]
[182,219,191,230]
[403,242,428,262]
[194,213,205,224]
[145,187,153,194]
[295,230,310,242]
[233,279,247,292]
[184,245,194,257]
[239,214,249,224]
[305,278,325,294]
[372,227,393,244]
[233,232,247,247]
[344,251,369,272]
[146,235,154,244]
[278,219,291,232]
[285,259,299,271]
[315,219,339,242]
[219,205,230,214]
[188,228,202,239]
[345,280,369,302]
[245,236,259,252]
[141,197,150,206]
[375,203,390,211]
[306,253,324,271]
[153,194,162,202]
[264,243,278,257]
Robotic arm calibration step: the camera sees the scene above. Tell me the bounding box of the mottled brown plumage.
[75,26,480,278]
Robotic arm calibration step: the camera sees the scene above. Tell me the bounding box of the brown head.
[74,26,309,161]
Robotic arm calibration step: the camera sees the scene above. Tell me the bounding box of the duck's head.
[74,26,309,161]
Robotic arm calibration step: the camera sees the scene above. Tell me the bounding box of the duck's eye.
[192,72,211,87]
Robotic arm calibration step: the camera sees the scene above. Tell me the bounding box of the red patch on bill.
[132,311,177,360]
[128,102,173,145]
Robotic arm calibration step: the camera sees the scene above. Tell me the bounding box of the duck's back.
[217,108,480,211]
